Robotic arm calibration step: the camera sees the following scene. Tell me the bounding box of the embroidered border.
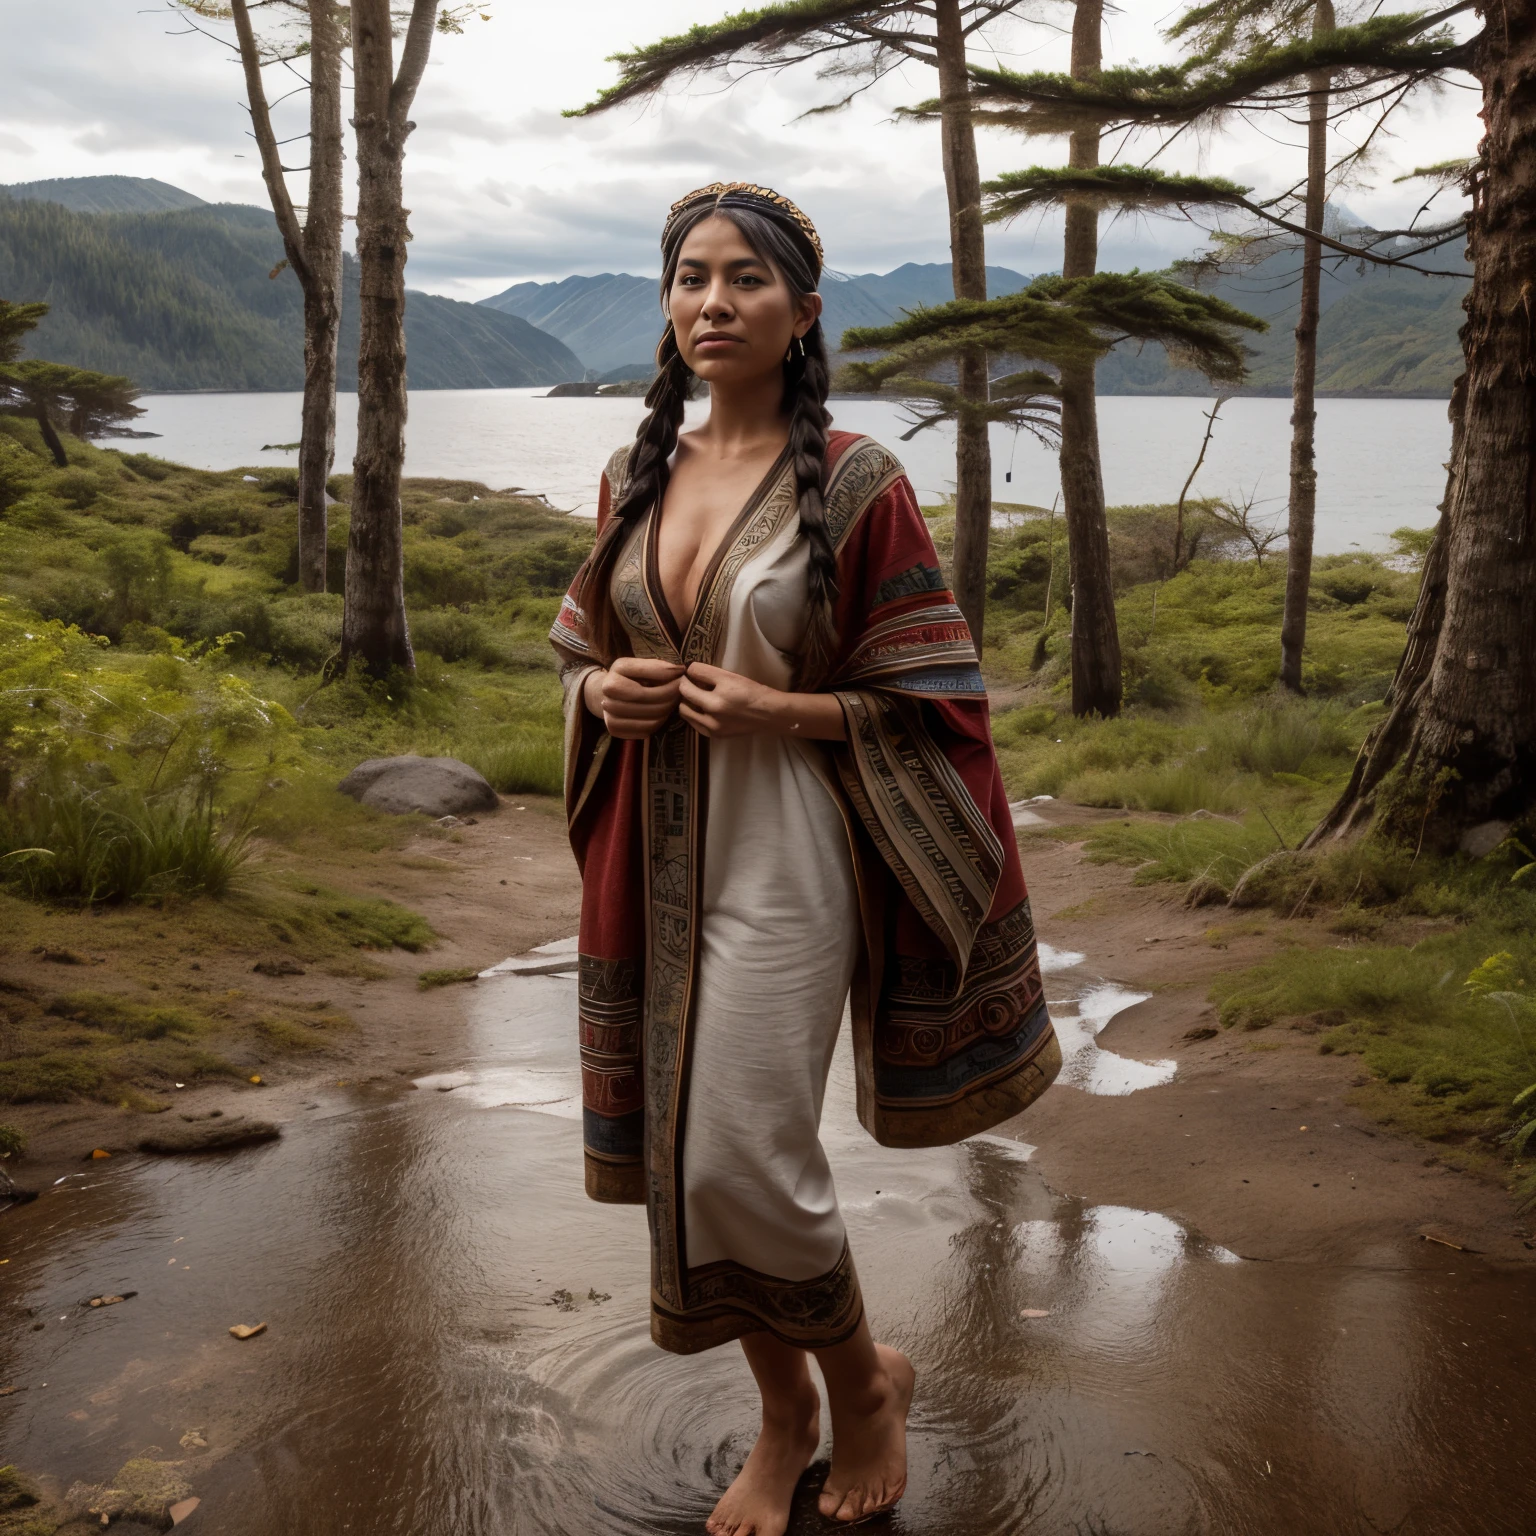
[653,1242,865,1354]
[832,689,1004,971]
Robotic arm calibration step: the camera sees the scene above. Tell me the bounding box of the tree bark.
[341,0,439,676]
[32,404,67,467]
[1059,0,1122,717]
[297,1,344,594]
[934,0,993,649]
[1312,1,1536,845]
[229,0,345,595]
[1278,0,1334,693]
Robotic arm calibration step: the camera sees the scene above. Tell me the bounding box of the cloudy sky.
[0,0,1482,300]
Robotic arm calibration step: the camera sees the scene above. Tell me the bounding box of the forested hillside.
[486,249,1464,397]
[0,193,582,390]
[1,174,207,214]
[483,261,1033,374]
[1097,244,1469,397]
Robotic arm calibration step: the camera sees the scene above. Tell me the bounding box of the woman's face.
[667,214,821,387]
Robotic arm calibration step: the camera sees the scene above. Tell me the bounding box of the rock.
[252,957,305,977]
[138,1118,280,1155]
[87,1292,136,1308]
[1460,819,1511,858]
[229,1322,267,1339]
[170,1497,201,1525]
[544,380,602,397]
[178,1429,208,1452]
[337,755,498,818]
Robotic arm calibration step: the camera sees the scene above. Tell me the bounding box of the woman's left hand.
[678,662,780,739]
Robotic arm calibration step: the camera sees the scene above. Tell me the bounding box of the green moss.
[417,966,480,990]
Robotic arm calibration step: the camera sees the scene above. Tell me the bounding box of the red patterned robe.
[551,430,1059,1354]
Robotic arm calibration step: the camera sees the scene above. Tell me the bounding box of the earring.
[785,336,806,363]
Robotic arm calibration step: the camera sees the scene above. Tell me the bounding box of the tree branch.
[390,0,441,126]
[230,0,310,281]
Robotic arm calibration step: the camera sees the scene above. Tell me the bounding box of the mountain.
[2,175,207,215]
[0,189,581,390]
[480,262,1034,375]
[482,249,1465,397]
[1095,242,1469,397]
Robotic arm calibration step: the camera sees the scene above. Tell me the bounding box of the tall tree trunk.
[229,0,345,595]
[342,0,439,676]
[1278,0,1334,693]
[1312,3,1536,846]
[1059,0,1121,717]
[297,1,344,594]
[934,0,993,649]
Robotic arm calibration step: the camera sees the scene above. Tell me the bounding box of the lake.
[120,390,1452,555]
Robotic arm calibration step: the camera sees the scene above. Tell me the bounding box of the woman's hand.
[586,657,685,739]
[679,663,847,741]
[678,662,778,739]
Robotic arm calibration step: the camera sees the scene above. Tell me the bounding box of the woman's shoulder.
[823,431,912,547]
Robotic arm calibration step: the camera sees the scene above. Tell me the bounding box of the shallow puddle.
[2,954,1533,1535]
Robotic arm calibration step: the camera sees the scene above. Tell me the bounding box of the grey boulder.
[337,755,498,817]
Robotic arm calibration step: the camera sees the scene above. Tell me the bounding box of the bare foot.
[818,1344,915,1523]
[706,1386,822,1536]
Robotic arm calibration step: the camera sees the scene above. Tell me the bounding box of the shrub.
[0,784,250,905]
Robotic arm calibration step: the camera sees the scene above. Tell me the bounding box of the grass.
[417,966,480,990]
[0,783,249,904]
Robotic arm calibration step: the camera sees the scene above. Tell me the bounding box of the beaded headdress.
[663,181,824,270]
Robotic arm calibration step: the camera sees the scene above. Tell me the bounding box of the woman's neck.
[687,370,789,460]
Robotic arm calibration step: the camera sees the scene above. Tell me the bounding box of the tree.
[1165,0,1338,694]
[176,1,346,595]
[841,275,1266,665]
[339,0,443,676]
[0,300,48,364]
[960,4,1533,842]
[918,57,1259,712]
[0,359,143,468]
[570,0,1050,649]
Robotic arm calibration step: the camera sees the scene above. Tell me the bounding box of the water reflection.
[1,966,1531,1535]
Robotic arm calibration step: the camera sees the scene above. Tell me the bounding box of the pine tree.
[1164,0,1339,694]
[957,5,1534,843]
[0,357,143,466]
[569,0,1051,650]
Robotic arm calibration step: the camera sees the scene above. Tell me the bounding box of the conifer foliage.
[571,0,1049,651]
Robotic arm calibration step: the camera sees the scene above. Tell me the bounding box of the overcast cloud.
[0,1,1482,300]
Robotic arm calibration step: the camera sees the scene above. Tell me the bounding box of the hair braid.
[579,327,692,663]
[784,317,838,688]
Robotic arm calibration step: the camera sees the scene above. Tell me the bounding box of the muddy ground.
[10,794,1530,1266]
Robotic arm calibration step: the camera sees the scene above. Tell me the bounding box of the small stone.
[1020,1308,1051,1318]
[91,1148,112,1160]
[229,1322,267,1340]
[179,1429,208,1451]
[170,1496,202,1524]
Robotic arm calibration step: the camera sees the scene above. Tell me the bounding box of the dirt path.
[12,794,1532,1265]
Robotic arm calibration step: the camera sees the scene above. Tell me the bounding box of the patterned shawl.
[550,429,1059,1224]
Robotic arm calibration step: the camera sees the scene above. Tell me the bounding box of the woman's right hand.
[585,657,686,738]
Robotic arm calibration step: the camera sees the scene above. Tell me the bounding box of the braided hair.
[577,189,838,687]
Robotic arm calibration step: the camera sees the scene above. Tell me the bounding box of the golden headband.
[663,181,824,268]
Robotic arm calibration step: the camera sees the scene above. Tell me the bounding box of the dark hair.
[577,193,837,686]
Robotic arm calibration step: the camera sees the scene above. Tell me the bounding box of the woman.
[550,182,1059,1536]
